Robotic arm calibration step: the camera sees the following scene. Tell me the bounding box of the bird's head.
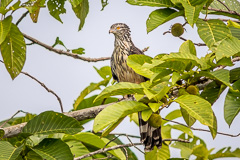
[109,23,131,37]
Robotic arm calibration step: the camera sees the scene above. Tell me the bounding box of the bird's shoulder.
[130,45,144,55]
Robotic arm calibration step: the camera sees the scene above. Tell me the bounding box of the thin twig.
[21,71,64,113]
[0,60,64,113]
[122,147,128,160]
[103,135,121,149]
[216,0,230,11]
[16,11,29,26]
[107,132,141,139]
[74,143,143,160]
[125,134,145,154]
[0,110,22,128]
[163,118,240,137]
[179,36,206,46]
[163,138,189,143]
[23,33,111,62]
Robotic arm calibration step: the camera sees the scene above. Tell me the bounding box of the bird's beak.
[109,28,114,34]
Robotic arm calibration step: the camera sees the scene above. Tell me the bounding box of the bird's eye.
[117,27,120,30]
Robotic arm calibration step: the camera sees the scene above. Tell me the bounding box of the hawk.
[109,23,162,151]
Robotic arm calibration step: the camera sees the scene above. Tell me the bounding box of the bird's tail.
[138,112,162,152]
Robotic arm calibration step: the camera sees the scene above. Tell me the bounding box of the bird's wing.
[130,45,144,55]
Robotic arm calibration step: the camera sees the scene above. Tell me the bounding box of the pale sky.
[0,1,240,159]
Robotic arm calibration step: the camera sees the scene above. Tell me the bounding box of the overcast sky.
[0,1,240,159]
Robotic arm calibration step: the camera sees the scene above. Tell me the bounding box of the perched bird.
[109,23,162,151]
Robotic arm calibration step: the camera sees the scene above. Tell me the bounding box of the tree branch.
[22,33,111,62]
[207,7,240,17]
[179,36,206,46]
[163,118,240,137]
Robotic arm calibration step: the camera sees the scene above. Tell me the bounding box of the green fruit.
[186,85,199,95]
[148,113,162,128]
[171,23,184,37]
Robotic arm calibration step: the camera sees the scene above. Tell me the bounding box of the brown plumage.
[109,23,162,151]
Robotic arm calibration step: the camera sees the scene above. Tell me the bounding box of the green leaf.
[100,0,108,11]
[149,102,163,112]
[141,109,152,121]
[127,0,174,7]
[63,132,125,159]
[192,144,209,159]
[47,0,66,23]
[68,0,83,7]
[72,47,85,55]
[52,37,68,50]
[27,0,45,23]
[230,67,240,83]
[196,19,231,48]
[94,66,112,80]
[208,147,240,160]
[209,113,217,139]
[31,138,73,160]
[101,117,124,137]
[65,140,91,159]
[229,26,240,39]
[227,20,240,29]
[0,0,13,8]
[199,69,231,87]
[22,111,83,135]
[0,16,12,44]
[94,82,144,103]
[175,95,213,127]
[0,129,4,138]
[216,37,240,61]
[72,0,89,31]
[172,72,181,85]
[171,124,193,137]
[224,80,240,126]
[93,101,148,132]
[127,54,153,78]
[145,144,170,160]
[180,107,196,127]
[74,79,110,110]
[9,113,36,126]
[182,1,205,27]
[146,8,184,33]
[179,40,196,55]
[164,109,181,121]
[0,23,26,80]
[0,141,23,160]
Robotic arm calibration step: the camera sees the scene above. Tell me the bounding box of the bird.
[109,23,162,151]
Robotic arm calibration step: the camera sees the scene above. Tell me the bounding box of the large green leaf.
[196,19,231,48]
[94,66,112,79]
[0,141,23,160]
[224,80,240,126]
[0,23,26,80]
[215,36,240,61]
[229,27,240,40]
[162,109,181,125]
[181,107,196,127]
[63,132,125,159]
[179,40,196,55]
[31,138,73,160]
[145,144,170,160]
[94,82,144,102]
[0,16,12,44]
[93,101,148,132]
[47,0,66,23]
[175,95,214,127]
[199,69,231,87]
[127,54,153,78]
[182,1,206,27]
[22,111,83,135]
[72,0,89,31]
[65,140,91,159]
[146,8,184,33]
[230,67,240,83]
[74,79,110,110]
[126,0,174,7]
[208,147,240,159]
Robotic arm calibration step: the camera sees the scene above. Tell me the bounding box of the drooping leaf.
[182,1,206,27]
[179,40,196,56]
[146,8,184,33]
[127,0,174,7]
[31,138,73,160]
[64,140,91,159]
[230,67,240,83]
[47,0,66,23]
[0,23,26,80]
[141,109,152,121]
[175,95,214,127]
[215,36,240,61]
[63,132,125,159]
[0,0,13,8]
[100,0,108,11]
[171,124,193,137]
[72,0,89,31]
[94,66,112,80]
[93,101,148,132]
[72,47,85,55]
[68,0,83,7]
[0,141,23,160]
[209,112,217,139]
[180,107,196,127]
[163,109,181,125]
[229,26,240,39]
[224,80,240,126]
[94,82,144,103]
[22,111,83,135]
[196,19,231,48]
[29,0,45,23]
[145,144,170,160]
[74,79,110,110]
[0,16,12,44]
[208,147,240,160]
[101,117,124,137]
[149,102,163,112]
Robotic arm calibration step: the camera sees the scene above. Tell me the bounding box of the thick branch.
[2,103,112,138]
[22,33,111,62]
